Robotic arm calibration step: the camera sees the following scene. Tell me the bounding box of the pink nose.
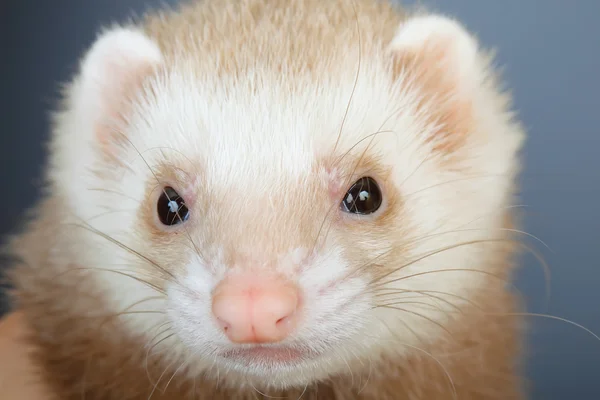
[211,275,300,344]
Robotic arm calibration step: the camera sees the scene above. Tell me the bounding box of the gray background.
[1,1,599,399]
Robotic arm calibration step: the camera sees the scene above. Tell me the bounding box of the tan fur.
[6,0,527,399]
[9,205,526,399]
[392,44,475,156]
[144,0,404,78]
[93,56,161,171]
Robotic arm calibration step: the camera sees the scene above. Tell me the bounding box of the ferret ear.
[388,15,484,152]
[389,15,481,92]
[73,26,163,152]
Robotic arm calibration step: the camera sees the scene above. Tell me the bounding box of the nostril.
[275,316,292,329]
[216,317,231,332]
[275,309,296,330]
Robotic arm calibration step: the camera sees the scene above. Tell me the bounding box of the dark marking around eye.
[157,187,189,226]
[340,177,382,215]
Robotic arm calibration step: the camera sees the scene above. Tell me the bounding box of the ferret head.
[48,0,523,390]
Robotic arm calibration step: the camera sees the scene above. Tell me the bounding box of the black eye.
[340,177,382,215]
[157,187,189,226]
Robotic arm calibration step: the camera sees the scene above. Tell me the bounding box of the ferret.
[5,0,527,398]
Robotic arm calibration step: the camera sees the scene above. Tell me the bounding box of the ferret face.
[49,1,523,389]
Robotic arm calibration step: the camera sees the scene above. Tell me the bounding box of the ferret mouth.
[220,345,317,365]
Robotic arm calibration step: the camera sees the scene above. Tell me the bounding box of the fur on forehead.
[128,62,401,184]
[110,15,494,174]
[48,0,523,237]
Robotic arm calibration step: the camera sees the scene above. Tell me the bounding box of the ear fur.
[389,15,485,154]
[47,26,164,220]
[73,26,163,150]
[390,15,481,92]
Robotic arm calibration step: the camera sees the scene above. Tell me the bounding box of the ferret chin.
[6,0,527,399]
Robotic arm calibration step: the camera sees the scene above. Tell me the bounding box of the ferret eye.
[340,177,382,215]
[157,187,189,226]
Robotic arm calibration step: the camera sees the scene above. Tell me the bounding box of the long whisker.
[83,209,135,223]
[55,266,166,294]
[514,240,552,307]
[335,88,411,167]
[247,381,287,399]
[68,220,175,280]
[379,303,600,345]
[336,129,395,167]
[341,213,538,288]
[147,358,177,400]
[364,227,551,303]
[141,146,196,168]
[369,239,551,302]
[331,347,355,389]
[342,125,380,201]
[375,319,457,399]
[377,305,454,337]
[377,267,509,289]
[146,334,181,400]
[503,312,600,342]
[310,201,340,257]
[375,288,482,313]
[145,329,175,387]
[398,151,433,189]
[357,347,373,395]
[332,0,362,155]
[402,173,508,200]
[402,342,457,400]
[312,128,396,256]
[369,297,422,341]
[376,291,467,315]
[369,238,512,287]
[373,300,440,311]
[163,353,193,394]
[111,129,206,261]
[295,383,309,400]
[86,187,140,202]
